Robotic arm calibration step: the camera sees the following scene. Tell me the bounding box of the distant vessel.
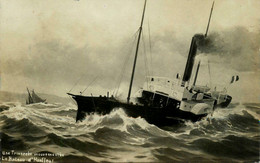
[26,88,46,104]
[68,1,233,126]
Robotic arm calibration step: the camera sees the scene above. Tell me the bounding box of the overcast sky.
[0,0,259,102]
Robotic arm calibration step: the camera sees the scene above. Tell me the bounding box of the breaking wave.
[1,102,259,162]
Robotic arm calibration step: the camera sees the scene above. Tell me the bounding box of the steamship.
[68,1,233,126]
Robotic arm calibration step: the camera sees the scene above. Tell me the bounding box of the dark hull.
[218,95,232,108]
[68,93,207,126]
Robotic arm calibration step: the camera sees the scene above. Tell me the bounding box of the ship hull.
[69,94,207,126]
[218,95,232,108]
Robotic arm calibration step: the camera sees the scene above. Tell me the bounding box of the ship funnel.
[182,35,198,82]
[182,1,215,84]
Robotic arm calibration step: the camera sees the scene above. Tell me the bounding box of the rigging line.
[141,31,150,77]
[131,29,141,39]
[114,29,140,97]
[81,75,99,95]
[68,76,84,93]
[141,32,150,90]
[148,19,153,76]
[113,29,139,95]
[115,30,139,90]
[68,96,77,105]
[112,29,139,96]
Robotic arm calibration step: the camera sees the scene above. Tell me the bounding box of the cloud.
[1,22,259,97]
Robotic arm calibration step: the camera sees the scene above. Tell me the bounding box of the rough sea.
[1,102,259,162]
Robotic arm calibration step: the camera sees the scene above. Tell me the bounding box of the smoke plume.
[195,27,260,71]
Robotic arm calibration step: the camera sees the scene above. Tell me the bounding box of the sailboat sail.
[31,90,46,103]
[26,88,46,104]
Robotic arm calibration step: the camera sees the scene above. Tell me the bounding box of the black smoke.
[194,27,260,71]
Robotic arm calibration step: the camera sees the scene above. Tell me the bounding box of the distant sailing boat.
[68,1,233,126]
[26,88,46,104]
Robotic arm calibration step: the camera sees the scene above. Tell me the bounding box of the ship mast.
[205,1,214,37]
[127,0,147,103]
[193,61,201,86]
